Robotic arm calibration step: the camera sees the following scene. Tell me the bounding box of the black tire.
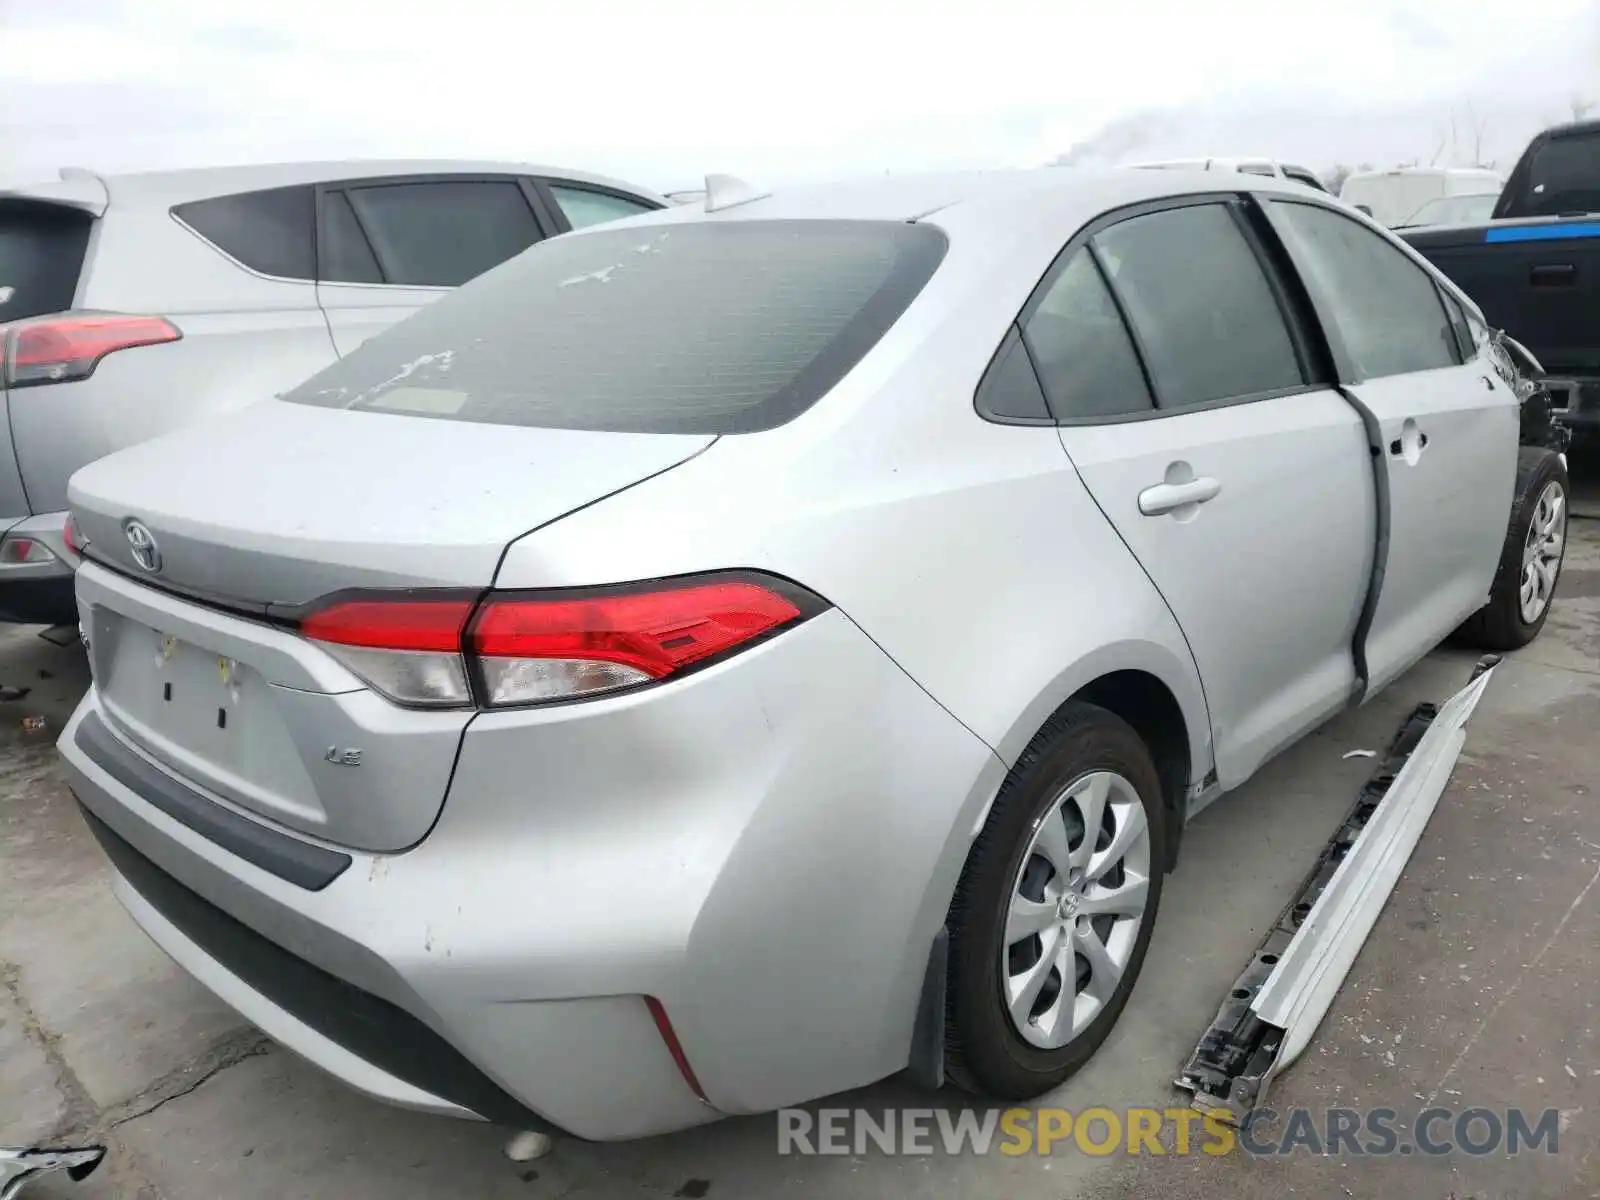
[944,701,1167,1100]
[1457,447,1569,652]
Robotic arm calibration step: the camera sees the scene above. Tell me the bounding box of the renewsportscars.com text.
[776,1106,1562,1158]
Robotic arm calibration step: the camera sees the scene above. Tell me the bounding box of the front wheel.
[1457,447,1569,652]
[943,702,1166,1100]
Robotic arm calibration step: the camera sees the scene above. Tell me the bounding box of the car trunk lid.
[69,400,713,852]
[68,398,715,607]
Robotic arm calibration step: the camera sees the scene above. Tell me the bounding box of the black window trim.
[168,186,319,286]
[1252,193,1467,385]
[1083,239,1162,411]
[1435,283,1477,362]
[981,191,1331,429]
[533,176,667,235]
[313,172,557,290]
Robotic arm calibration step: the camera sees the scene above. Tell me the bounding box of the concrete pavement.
[2,495,1596,1198]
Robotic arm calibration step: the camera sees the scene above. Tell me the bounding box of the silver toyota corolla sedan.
[56,166,1561,1141]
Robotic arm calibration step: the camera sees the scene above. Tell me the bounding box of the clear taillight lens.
[294,574,825,709]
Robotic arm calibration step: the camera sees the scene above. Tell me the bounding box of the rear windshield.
[1506,130,1600,217]
[282,219,948,434]
[0,201,93,322]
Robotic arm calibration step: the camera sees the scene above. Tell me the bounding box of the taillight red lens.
[300,596,476,653]
[3,314,181,388]
[471,581,803,677]
[295,573,822,709]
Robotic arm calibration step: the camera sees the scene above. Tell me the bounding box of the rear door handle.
[1139,477,1221,516]
[1529,263,1576,288]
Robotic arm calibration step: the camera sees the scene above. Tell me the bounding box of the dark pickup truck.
[1400,118,1600,435]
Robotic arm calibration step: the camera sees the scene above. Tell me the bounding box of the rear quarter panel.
[493,224,1213,783]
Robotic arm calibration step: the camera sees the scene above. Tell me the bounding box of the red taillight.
[300,596,476,653]
[3,314,181,388]
[62,513,84,556]
[298,593,480,709]
[295,573,821,709]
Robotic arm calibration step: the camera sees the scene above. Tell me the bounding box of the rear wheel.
[1457,448,1568,652]
[944,702,1166,1099]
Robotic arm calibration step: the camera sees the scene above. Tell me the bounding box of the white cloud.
[2,0,1597,191]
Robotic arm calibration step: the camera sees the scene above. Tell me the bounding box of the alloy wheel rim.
[1519,480,1566,625]
[1000,770,1152,1050]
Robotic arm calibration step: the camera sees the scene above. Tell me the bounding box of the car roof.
[13,160,666,209]
[616,166,1323,231]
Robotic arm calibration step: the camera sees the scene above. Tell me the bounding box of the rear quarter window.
[172,186,316,280]
[0,201,93,321]
[282,219,948,434]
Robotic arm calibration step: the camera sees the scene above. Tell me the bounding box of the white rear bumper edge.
[1177,655,1500,1119]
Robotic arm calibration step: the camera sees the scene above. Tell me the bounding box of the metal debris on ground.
[19,716,46,733]
[1176,656,1501,1120]
[1,1145,106,1199]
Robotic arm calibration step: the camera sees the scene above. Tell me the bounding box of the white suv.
[0,160,665,626]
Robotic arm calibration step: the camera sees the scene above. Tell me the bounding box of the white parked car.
[0,161,666,627]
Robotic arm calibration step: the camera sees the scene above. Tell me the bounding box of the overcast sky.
[3,0,1598,192]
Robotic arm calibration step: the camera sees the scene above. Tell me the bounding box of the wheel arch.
[907,656,1206,1091]
[987,642,1212,871]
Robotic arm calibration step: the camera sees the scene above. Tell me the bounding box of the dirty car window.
[282,219,948,434]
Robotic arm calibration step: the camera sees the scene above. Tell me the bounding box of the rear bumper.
[0,510,77,624]
[57,608,1004,1139]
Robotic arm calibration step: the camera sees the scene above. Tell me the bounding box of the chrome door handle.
[1138,476,1221,516]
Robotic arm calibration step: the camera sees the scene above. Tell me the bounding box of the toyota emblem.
[123,519,162,573]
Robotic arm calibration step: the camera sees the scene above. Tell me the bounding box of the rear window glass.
[282,219,948,434]
[0,201,93,322]
[1513,131,1600,216]
[172,186,315,279]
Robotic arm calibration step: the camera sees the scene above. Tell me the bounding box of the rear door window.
[282,219,947,434]
[345,180,544,287]
[1268,199,1460,379]
[172,186,316,280]
[0,201,93,321]
[548,184,658,230]
[1093,202,1306,407]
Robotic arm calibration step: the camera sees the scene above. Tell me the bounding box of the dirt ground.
[3,458,1598,1199]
